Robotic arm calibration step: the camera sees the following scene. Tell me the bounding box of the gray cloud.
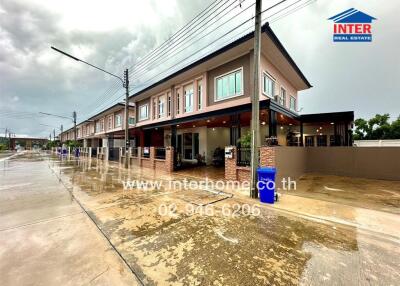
[0,0,399,138]
[0,0,213,137]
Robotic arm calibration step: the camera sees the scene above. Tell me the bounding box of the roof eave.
[262,23,312,89]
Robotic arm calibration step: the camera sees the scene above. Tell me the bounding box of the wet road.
[1,152,399,285]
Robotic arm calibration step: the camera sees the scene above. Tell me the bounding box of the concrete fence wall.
[275,147,400,181]
[128,147,174,173]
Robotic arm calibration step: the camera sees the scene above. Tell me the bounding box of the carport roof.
[300,111,354,123]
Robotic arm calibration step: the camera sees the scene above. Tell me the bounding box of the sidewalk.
[265,193,400,241]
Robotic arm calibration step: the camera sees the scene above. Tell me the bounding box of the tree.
[354,114,400,140]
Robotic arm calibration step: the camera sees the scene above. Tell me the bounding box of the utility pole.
[124,69,130,169]
[250,0,261,198]
[53,129,56,142]
[60,124,63,143]
[73,111,77,141]
[51,46,131,168]
[8,129,11,150]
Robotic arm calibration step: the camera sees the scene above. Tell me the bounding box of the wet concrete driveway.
[1,152,399,285]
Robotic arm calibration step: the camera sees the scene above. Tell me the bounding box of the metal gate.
[108,147,120,162]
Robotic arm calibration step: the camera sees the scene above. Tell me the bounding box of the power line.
[132,0,287,93]
[129,0,256,90]
[128,0,235,80]
[73,0,314,128]
[127,0,230,73]
[77,0,230,115]
[269,0,316,23]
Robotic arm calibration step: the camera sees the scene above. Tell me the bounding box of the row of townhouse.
[60,23,353,168]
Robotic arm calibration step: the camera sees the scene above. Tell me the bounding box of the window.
[184,85,193,113]
[215,68,243,101]
[197,80,202,110]
[100,120,104,131]
[176,91,180,114]
[96,121,101,133]
[305,136,314,147]
[115,114,122,127]
[108,116,112,130]
[128,117,135,125]
[263,72,275,98]
[290,96,296,111]
[180,132,199,160]
[158,97,165,118]
[279,87,286,107]
[167,92,171,116]
[139,104,149,121]
[152,99,157,119]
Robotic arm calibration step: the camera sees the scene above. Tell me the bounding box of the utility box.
[225,147,234,159]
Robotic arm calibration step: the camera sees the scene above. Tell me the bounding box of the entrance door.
[176,132,199,161]
[183,133,193,160]
[177,134,183,158]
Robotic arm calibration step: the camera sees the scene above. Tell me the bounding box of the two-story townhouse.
[60,22,353,169]
[127,23,353,166]
[72,103,136,149]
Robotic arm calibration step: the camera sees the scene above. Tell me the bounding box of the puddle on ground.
[40,154,400,285]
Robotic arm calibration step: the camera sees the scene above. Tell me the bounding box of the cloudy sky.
[0,0,399,138]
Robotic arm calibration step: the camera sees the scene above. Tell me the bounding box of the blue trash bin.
[257,167,276,204]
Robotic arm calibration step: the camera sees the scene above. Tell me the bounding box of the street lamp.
[50,46,131,168]
[39,111,77,141]
[39,124,64,142]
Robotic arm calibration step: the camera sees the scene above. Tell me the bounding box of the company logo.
[328,8,377,42]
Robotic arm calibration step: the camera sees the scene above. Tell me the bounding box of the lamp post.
[50,46,130,168]
[39,112,77,141]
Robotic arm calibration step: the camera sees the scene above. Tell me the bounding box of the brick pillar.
[150,147,155,169]
[260,146,276,167]
[165,147,174,172]
[225,146,237,181]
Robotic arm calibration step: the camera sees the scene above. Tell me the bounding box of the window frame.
[280,87,287,107]
[114,114,122,128]
[158,96,165,118]
[167,92,171,116]
[139,104,149,121]
[184,84,194,113]
[176,90,180,115]
[197,80,202,110]
[262,71,276,99]
[290,95,296,111]
[108,116,112,130]
[214,67,244,102]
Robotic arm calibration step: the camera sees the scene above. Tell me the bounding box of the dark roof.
[129,22,311,99]
[62,103,125,133]
[300,111,354,123]
[328,8,376,23]
[61,23,312,135]
[86,103,125,121]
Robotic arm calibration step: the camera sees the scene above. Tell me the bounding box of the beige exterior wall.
[260,53,298,110]
[274,146,400,181]
[207,54,251,106]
